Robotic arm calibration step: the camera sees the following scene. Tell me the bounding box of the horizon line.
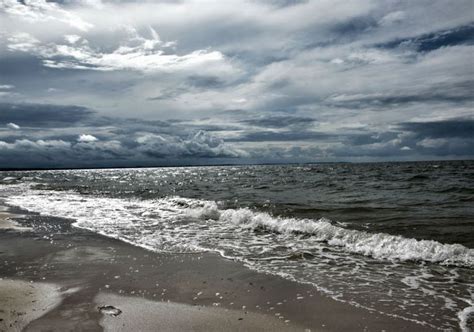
[1,158,472,172]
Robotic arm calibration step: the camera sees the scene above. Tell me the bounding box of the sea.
[1,160,473,331]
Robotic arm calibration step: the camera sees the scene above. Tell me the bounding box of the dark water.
[1,160,473,330]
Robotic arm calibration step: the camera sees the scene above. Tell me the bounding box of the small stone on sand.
[98,305,122,317]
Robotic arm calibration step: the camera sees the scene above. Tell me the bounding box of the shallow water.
[1,160,473,330]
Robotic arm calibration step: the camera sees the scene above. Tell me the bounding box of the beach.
[2,0,473,329]
[0,204,436,331]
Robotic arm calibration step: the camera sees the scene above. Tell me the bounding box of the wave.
[458,301,474,332]
[213,207,473,267]
[3,188,473,268]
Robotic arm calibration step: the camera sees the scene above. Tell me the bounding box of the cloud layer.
[0,103,247,167]
[0,0,473,167]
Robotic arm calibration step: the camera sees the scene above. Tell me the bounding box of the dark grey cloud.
[0,103,95,127]
[223,50,290,68]
[342,132,399,147]
[0,102,246,168]
[398,118,474,139]
[257,0,308,8]
[328,118,474,158]
[378,24,474,52]
[147,87,188,101]
[185,75,225,89]
[168,123,241,132]
[240,116,316,128]
[330,16,379,39]
[0,54,44,77]
[228,130,331,142]
[326,81,474,109]
[148,75,228,101]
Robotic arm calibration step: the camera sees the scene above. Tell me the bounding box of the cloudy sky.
[0,0,473,168]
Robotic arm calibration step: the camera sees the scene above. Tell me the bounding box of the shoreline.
[0,209,31,232]
[0,204,437,331]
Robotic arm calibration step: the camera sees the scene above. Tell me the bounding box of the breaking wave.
[218,208,473,267]
[3,188,473,268]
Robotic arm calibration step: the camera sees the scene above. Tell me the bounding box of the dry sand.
[96,292,298,332]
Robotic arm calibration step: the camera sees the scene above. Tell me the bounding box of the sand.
[96,292,298,332]
[0,204,437,331]
[0,279,63,332]
[0,211,31,231]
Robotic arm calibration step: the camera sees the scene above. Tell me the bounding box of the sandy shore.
[0,204,436,331]
[0,279,63,332]
[0,210,31,231]
[96,292,298,331]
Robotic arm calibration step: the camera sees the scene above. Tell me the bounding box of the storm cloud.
[398,119,474,139]
[0,0,473,167]
[377,24,474,53]
[0,103,95,127]
[0,102,246,168]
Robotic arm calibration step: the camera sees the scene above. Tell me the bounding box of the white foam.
[401,276,420,289]
[458,302,474,332]
[218,208,473,267]
[4,187,473,267]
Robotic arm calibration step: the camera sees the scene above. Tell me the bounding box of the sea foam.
[218,208,474,267]
[3,188,473,267]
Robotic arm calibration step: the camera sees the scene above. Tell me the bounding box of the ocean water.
[1,161,473,330]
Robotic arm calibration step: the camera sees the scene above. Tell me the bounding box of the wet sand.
[0,279,63,331]
[0,205,436,331]
[0,210,30,232]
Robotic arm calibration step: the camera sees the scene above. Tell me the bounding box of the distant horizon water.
[1,158,473,171]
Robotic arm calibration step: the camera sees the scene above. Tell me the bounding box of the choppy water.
[1,161,473,330]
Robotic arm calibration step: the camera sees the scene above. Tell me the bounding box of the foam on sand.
[0,211,31,231]
[95,292,299,332]
[0,279,63,331]
[458,299,474,332]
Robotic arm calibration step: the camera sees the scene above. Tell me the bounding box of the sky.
[0,0,473,168]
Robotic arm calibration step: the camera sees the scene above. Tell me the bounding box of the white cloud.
[417,138,448,149]
[7,122,20,130]
[1,0,93,31]
[379,11,406,26]
[0,139,71,151]
[64,34,81,44]
[0,84,16,98]
[78,134,98,142]
[136,130,247,158]
[7,32,40,52]
[6,29,239,75]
